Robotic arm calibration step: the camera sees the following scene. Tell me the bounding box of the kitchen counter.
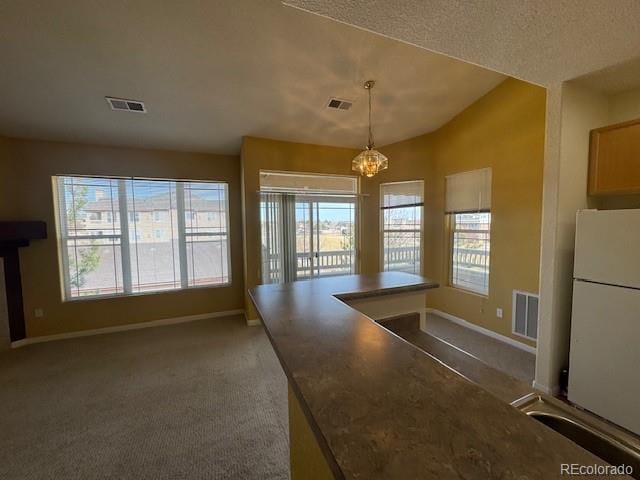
[249,272,607,479]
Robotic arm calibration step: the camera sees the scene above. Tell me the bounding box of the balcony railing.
[452,247,490,294]
[295,250,355,279]
[262,246,489,283]
[452,247,490,268]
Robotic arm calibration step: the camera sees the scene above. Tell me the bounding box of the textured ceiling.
[0,0,504,155]
[574,56,640,95]
[285,0,640,89]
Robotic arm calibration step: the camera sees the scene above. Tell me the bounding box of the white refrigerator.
[569,209,640,435]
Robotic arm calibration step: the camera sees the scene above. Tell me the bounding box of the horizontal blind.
[128,179,181,293]
[56,176,124,298]
[183,181,229,287]
[259,171,358,195]
[55,175,230,300]
[445,168,492,213]
[450,212,491,295]
[381,180,424,208]
[381,181,423,274]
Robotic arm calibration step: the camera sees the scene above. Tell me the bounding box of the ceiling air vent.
[105,97,147,113]
[327,98,353,111]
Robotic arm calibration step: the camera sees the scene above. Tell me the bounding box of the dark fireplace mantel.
[0,221,47,342]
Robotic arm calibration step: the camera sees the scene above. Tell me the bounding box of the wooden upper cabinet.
[589,118,640,196]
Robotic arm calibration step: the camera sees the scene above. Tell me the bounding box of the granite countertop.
[249,272,608,479]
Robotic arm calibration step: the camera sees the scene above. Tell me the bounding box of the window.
[450,212,491,295]
[259,171,358,283]
[380,181,423,274]
[54,175,230,300]
[446,168,492,295]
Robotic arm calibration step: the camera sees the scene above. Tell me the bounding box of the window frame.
[259,169,361,284]
[448,211,491,296]
[379,180,425,275]
[53,174,232,302]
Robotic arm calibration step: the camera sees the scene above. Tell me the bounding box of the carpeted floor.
[422,313,536,384]
[0,315,289,480]
[380,313,535,403]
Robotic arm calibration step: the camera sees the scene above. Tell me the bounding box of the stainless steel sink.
[512,393,640,478]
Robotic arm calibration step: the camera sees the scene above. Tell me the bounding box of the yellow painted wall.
[241,136,436,319]
[381,78,546,345]
[240,136,362,317]
[2,78,545,341]
[0,136,21,219]
[242,80,545,343]
[358,134,434,275]
[288,384,336,480]
[0,137,244,337]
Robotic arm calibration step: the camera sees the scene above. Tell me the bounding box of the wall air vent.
[105,97,147,113]
[327,98,353,110]
[512,290,539,340]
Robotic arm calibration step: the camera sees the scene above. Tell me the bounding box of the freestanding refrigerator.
[569,209,640,435]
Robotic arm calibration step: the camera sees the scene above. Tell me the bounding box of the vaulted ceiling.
[0,0,505,154]
[286,0,640,91]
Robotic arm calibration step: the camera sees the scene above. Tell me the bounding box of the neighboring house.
[80,192,226,243]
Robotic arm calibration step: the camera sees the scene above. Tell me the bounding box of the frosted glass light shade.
[352,148,388,178]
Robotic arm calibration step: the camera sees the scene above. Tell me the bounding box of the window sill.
[62,281,232,303]
[511,330,538,343]
[446,285,489,299]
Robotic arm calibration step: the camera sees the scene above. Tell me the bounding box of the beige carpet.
[0,315,289,480]
[380,313,534,404]
[422,313,536,384]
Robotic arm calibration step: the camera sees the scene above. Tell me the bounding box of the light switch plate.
[34,308,43,318]
[496,308,503,318]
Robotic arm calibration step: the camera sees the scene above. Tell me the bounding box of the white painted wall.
[536,83,640,394]
[535,82,609,394]
[609,88,640,123]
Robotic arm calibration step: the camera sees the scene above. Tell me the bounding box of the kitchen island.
[249,272,607,479]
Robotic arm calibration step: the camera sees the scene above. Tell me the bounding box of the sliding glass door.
[261,194,357,283]
[294,197,356,279]
[260,171,359,284]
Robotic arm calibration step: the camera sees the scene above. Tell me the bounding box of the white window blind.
[445,168,492,213]
[381,180,424,274]
[259,171,358,195]
[55,175,230,300]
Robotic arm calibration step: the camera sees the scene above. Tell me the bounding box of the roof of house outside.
[84,192,224,212]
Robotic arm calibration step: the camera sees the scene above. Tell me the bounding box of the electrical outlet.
[496,308,503,318]
[34,308,44,318]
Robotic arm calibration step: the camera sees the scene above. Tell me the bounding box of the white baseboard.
[11,309,245,348]
[532,380,561,396]
[246,318,261,327]
[424,308,537,355]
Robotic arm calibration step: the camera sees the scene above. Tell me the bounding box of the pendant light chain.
[368,85,373,149]
[351,79,389,178]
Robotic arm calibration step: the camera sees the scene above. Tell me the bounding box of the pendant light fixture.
[352,80,388,178]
